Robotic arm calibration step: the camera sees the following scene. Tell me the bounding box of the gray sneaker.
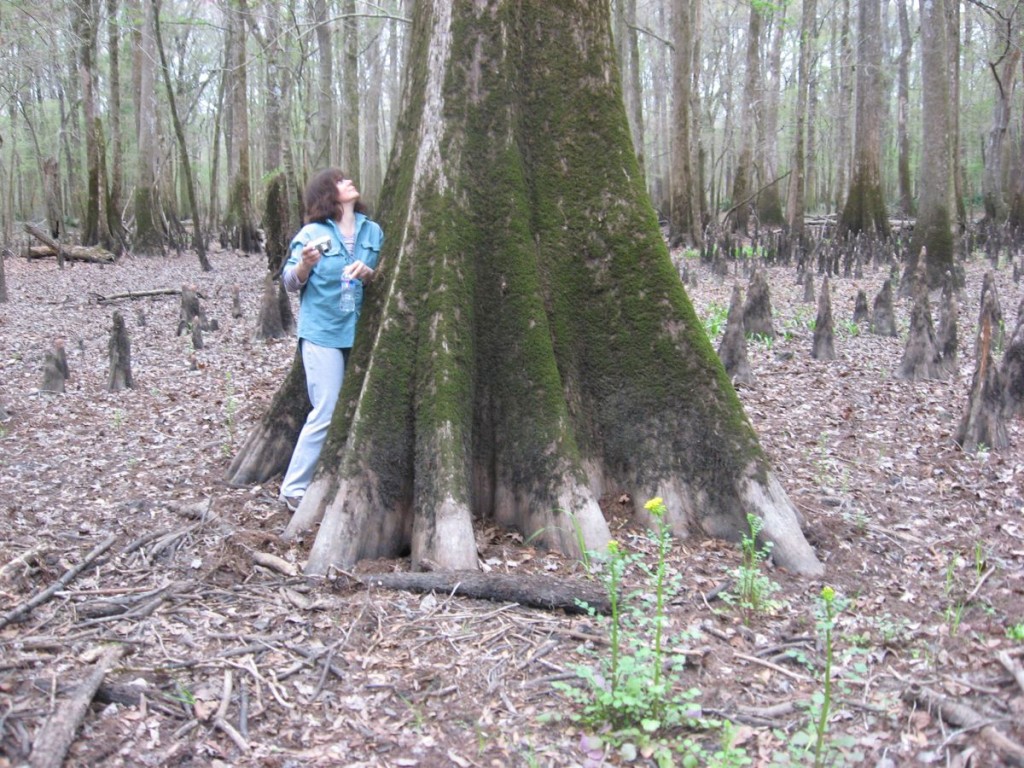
[280,495,302,512]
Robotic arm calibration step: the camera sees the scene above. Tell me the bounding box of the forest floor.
[0,241,1022,768]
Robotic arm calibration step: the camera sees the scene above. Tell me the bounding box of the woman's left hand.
[343,260,376,283]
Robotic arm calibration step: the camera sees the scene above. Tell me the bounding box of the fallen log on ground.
[90,287,187,304]
[24,224,115,264]
[355,570,612,614]
[28,645,125,768]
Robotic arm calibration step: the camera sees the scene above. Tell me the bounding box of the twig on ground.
[731,651,815,683]
[997,650,1024,695]
[902,685,1024,765]
[0,535,117,630]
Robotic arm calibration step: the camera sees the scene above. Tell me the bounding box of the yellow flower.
[607,540,620,555]
[643,497,665,512]
[821,585,835,602]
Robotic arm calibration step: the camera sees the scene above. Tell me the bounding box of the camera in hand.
[309,236,332,254]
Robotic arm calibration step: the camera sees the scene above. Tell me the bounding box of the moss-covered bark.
[251,0,822,576]
[839,172,889,238]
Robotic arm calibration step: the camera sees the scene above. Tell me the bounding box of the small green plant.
[112,409,126,430]
[719,514,783,624]
[748,332,775,349]
[874,613,910,647]
[945,602,965,636]
[702,302,729,338]
[569,511,592,574]
[171,680,197,707]
[812,587,838,768]
[838,319,860,337]
[973,541,988,578]
[1006,623,1024,642]
[554,498,714,754]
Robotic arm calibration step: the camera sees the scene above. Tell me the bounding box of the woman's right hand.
[295,245,321,282]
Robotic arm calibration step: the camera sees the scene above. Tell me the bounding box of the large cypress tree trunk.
[234,0,822,578]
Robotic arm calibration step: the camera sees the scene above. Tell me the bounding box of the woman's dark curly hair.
[303,167,368,224]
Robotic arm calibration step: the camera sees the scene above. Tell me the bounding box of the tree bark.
[235,0,822,579]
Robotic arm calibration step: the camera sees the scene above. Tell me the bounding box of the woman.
[278,168,383,511]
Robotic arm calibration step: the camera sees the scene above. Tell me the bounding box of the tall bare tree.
[311,0,333,170]
[787,0,817,243]
[896,0,915,216]
[731,0,763,234]
[757,9,786,225]
[134,0,166,253]
[669,0,703,246]
[910,0,956,287]
[341,0,360,179]
[839,0,889,237]
[981,12,1019,224]
[155,0,211,270]
[614,0,645,164]
[223,0,260,252]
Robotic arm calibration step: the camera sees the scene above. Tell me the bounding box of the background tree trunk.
[74,0,101,247]
[311,0,332,170]
[731,1,762,234]
[788,0,817,242]
[341,0,360,180]
[911,0,956,287]
[669,0,703,246]
[235,0,822,579]
[839,0,889,237]
[981,33,1019,224]
[223,0,259,253]
[897,0,915,217]
[155,0,210,271]
[614,0,645,166]
[133,0,165,254]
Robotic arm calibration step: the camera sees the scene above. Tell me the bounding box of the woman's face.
[336,177,360,204]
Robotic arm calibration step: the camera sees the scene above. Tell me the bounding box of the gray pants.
[280,340,347,499]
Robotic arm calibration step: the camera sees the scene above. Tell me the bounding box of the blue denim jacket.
[283,214,384,349]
